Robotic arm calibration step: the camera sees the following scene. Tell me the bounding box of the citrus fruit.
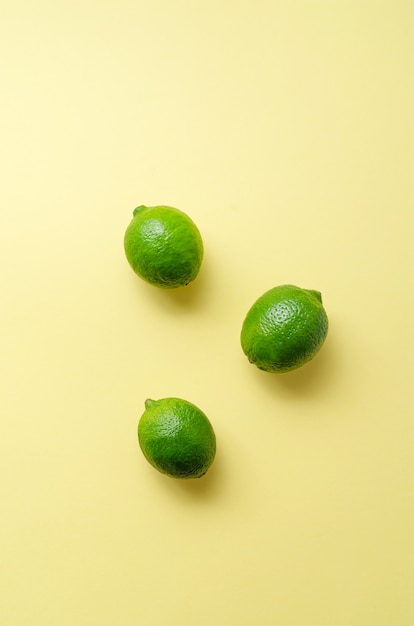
[124,205,204,288]
[240,284,328,373]
[138,397,216,479]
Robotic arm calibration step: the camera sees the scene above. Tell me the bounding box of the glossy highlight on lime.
[138,397,216,479]
[240,284,329,373]
[124,205,204,288]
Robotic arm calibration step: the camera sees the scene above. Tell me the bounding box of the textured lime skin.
[240,284,328,373]
[124,205,204,288]
[138,398,216,479]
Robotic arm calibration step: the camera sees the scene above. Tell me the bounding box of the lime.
[138,397,216,479]
[124,205,204,288]
[240,284,328,373]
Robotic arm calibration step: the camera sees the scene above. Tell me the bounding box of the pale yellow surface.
[1,1,414,624]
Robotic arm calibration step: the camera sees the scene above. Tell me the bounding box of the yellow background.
[1,1,414,624]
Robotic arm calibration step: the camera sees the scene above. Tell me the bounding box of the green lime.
[138,397,216,479]
[240,284,328,373]
[123,205,204,288]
